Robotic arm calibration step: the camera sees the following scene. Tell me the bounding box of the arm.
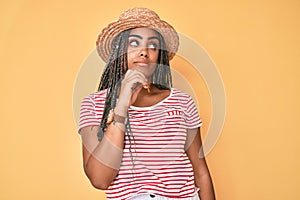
[79,69,148,190]
[80,122,125,190]
[186,128,216,200]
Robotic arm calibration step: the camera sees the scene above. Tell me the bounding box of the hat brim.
[96,17,179,63]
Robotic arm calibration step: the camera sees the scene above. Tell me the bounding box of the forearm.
[186,128,216,200]
[81,74,141,189]
[195,172,216,200]
[81,123,125,189]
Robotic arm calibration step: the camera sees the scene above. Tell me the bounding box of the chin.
[134,65,156,78]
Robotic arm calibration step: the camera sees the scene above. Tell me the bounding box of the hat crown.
[119,7,160,20]
[96,7,179,62]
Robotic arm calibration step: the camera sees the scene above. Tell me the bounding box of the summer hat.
[96,7,179,63]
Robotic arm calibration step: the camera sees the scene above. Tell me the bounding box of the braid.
[151,33,172,90]
[97,30,130,141]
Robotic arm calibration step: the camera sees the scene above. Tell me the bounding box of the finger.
[124,73,148,88]
[124,69,132,76]
[125,69,147,82]
[126,77,147,92]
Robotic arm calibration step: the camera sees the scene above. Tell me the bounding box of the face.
[127,28,160,78]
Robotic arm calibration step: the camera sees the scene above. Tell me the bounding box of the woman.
[78,7,215,200]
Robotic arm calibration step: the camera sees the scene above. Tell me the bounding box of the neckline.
[130,88,174,110]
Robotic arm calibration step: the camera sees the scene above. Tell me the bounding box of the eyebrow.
[128,34,159,41]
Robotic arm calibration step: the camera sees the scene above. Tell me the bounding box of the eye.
[148,42,158,50]
[129,40,139,47]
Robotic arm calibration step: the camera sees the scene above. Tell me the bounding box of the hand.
[114,69,148,116]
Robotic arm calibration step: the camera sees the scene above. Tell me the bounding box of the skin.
[79,28,215,199]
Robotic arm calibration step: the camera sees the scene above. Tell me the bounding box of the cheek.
[127,52,135,69]
[127,50,134,60]
[150,51,159,63]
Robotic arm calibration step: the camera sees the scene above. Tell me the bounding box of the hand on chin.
[133,64,156,78]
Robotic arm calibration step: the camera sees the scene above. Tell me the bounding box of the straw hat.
[96,7,179,63]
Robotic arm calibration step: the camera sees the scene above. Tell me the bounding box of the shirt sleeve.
[185,96,202,129]
[78,94,100,133]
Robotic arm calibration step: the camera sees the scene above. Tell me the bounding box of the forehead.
[129,27,159,38]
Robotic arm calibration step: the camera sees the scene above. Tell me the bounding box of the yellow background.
[1,0,299,199]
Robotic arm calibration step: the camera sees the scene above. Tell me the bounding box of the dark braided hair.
[97,29,172,142]
[97,30,130,141]
[150,31,172,90]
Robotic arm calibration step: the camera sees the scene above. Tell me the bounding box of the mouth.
[134,61,149,67]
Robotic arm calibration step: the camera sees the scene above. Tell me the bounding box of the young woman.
[78,7,215,200]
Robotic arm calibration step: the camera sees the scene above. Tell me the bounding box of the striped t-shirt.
[78,88,202,200]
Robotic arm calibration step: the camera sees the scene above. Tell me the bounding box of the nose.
[139,47,148,58]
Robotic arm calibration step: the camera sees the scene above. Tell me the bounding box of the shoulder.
[170,88,198,111]
[171,88,193,100]
[82,89,107,104]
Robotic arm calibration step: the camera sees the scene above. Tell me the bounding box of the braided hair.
[97,29,172,141]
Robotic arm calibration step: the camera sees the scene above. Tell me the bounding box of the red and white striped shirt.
[79,88,202,200]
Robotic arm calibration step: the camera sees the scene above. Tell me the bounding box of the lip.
[134,61,149,66]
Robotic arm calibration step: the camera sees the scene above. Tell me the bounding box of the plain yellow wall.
[1,0,300,200]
